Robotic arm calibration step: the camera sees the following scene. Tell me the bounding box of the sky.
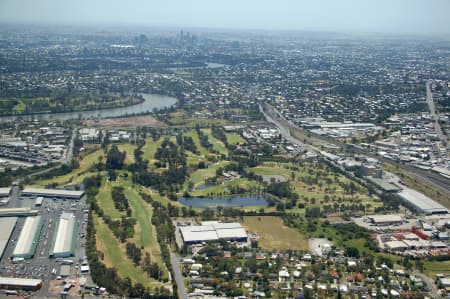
[0,0,449,36]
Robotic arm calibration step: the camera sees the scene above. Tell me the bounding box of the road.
[426,81,447,145]
[170,253,187,299]
[414,271,441,299]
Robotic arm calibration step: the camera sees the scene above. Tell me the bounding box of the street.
[170,253,187,299]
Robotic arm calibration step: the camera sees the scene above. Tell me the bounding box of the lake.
[178,195,269,209]
[0,93,177,123]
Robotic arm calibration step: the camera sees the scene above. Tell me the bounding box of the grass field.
[117,143,137,164]
[423,260,450,277]
[93,214,161,287]
[124,188,168,278]
[242,216,309,251]
[142,137,164,169]
[97,179,125,219]
[225,132,246,145]
[202,129,228,155]
[36,148,103,186]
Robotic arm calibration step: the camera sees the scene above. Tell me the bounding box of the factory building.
[50,212,77,258]
[12,216,43,259]
[0,277,42,291]
[0,187,11,197]
[179,221,248,247]
[368,214,403,226]
[22,188,85,200]
[0,217,18,259]
[0,208,38,217]
[398,188,449,215]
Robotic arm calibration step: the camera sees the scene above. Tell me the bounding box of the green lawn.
[97,179,124,219]
[202,129,228,155]
[184,130,209,157]
[225,132,246,145]
[124,188,168,278]
[94,214,160,287]
[142,137,163,169]
[117,143,137,165]
[35,148,103,186]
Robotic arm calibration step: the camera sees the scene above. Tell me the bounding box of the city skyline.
[0,0,449,36]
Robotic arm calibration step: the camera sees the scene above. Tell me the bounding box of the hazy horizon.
[0,0,449,37]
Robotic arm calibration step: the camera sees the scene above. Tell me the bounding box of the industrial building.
[0,217,17,259]
[12,216,43,259]
[179,221,248,247]
[0,208,38,217]
[0,187,11,197]
[0,277,43,291]
[50,212,77,258]
[22,188,85,200]
[368,214,403,226]
[398,188,449,215]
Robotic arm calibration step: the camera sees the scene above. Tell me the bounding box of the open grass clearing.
[241,216,308,251]
[225,132,246,145]
[202,128,228,155]
[93,214,160,287]
[124,188,168,278]
[117,143,137,164]
[36,148,103,186]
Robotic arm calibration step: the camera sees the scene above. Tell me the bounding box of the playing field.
[242,216,309,251]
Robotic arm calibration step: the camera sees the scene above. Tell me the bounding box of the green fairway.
[142,137,163,168]
[117,143,137,164]
[124,188,167,278]
[202,128,228,155]
[94,214,160,286]
[36,148,103,186]
[225,132,246,145]
[97,179,125,219]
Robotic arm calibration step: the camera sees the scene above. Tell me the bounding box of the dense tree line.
[111,186,130,212]
[211,125,228,146]
[106,145,126,170]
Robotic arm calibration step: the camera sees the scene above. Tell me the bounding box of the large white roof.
[22,188,84,198]
[180,222,247,243]
[13,216,42,257]
[0,188,11,196]
[398,188,449,214]
[0,277,42,287]
[0,217,17,258]
[52,213,75,255]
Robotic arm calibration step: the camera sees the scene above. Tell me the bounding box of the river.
[0,93,177,123]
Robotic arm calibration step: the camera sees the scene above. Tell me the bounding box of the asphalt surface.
[170,253,187,299]
[0,191,90,297]
[426,81,447,144]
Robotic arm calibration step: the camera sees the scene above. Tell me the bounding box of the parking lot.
[0,186,92,297]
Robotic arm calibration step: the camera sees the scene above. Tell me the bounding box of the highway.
[426,81,447,145]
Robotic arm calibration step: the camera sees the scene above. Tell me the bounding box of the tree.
[106,145,126,170]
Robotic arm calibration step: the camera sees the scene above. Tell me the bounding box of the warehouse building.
[0,208,38,217]
[368,214,403,226]
[22,188,85,200]
[12,216,43,259]
[398,188,449,215]
[0,187,11,197]
[0,217,18,259]
[0,277,42,291]
[179,221,248,247]
[50,212,77,258]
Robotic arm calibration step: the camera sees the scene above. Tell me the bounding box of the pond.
[178,195,269,209]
